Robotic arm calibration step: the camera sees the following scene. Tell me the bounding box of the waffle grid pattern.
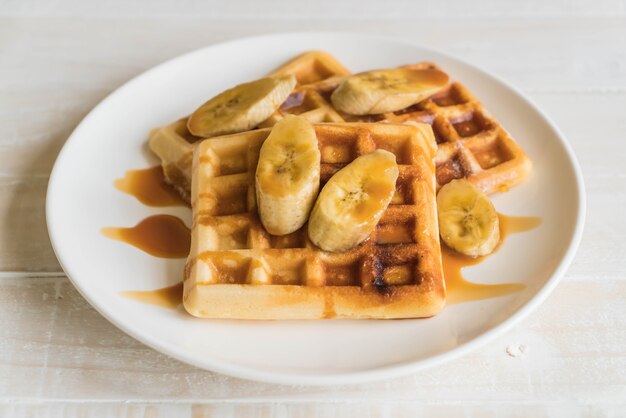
[371,63,531,194]
[184,123,445,319]
[150,54,530,201]
[148,51,351,201]
[307,61,531,194]
[261,51,349,127]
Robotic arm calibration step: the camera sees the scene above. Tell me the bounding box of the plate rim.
[46,31,586,386]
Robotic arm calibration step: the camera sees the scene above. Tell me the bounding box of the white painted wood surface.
[1,1,625,416]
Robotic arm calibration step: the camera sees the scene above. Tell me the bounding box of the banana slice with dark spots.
[187,74,296,138]
[331,68,448,115]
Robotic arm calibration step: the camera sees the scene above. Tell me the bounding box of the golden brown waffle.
[280,60,531,194]
[260,50,349,127]
[269,50,351,85]
[148,118,200,202]
[150,54,531,200]
[429,83,531,194]
[343,62,531,194]
[149,51,350,202]
[184,122,445,319]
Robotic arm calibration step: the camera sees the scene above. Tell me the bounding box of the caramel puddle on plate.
[444,213,542,304]
[120,282,184,309]
[102,215,190,258]
[115,166,187,207]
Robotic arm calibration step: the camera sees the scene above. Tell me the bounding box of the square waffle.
[149,53,531,201]
[260,50,350,127]
[184,122,445,319]
[148,51,350,202]
[343,62,532,194]
[251,59,531,195]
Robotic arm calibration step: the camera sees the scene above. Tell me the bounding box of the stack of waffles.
[149,51,531,319]
[148,51,349,202]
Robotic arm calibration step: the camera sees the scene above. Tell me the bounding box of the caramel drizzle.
[120,282,183,310]
[114,166,186,207]
[443,214,542,304]
[108,163,541,310]
[102,215,190,258]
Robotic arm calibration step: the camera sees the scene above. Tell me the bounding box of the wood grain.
[1,0,625,415]
[0,403,623,418]
[1,0,625,18]
[0,276,625,406]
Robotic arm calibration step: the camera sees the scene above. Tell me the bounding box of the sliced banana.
[187,74,296,138]
[255,115,321,235]
[308,149,398,252]
[330,68,448,115]
[437,179,500,257]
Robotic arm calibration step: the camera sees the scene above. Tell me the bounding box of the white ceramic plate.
[46,33,585,385]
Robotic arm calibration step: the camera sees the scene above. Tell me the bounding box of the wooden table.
[1,1,625,416]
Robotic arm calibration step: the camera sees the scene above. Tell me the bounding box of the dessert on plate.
[185,120,444,319]
[146,50,532,319]
[148,51,349,202]
[149,51,530,201]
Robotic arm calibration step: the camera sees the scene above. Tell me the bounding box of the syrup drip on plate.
[114,166,187,207]
[102,215,190,258]
[443,214,541,304]
[120,282,183,309]
[109,161,541,311]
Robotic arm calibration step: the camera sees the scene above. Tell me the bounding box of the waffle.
[150,53,531,200]
[148,51,350,202]
[237,58,531,195]
[184,122,445,319]
[148,118,200,202]
[341,62,531,194]
[268,50,351,85]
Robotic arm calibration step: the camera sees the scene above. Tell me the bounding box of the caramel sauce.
[102,215,190,258]
[350,156,397,224]
[122,213,539,311]
[322,294,336,319]
[499,213,542,234]
[376,226,412,244]
[354,179,396,225]
[383,265,412,285]
[402,68,449,87]
[111,154,541,312]
[436,158,467,185]
[121,282,183,309]
[443,214,542,304]
[114,166,186,207]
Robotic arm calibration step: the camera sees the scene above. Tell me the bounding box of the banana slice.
[187,74,296,138]
[330,68,448,115]
[437,179,500,257]
[308,149,398,252]
[255,115,321,235]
